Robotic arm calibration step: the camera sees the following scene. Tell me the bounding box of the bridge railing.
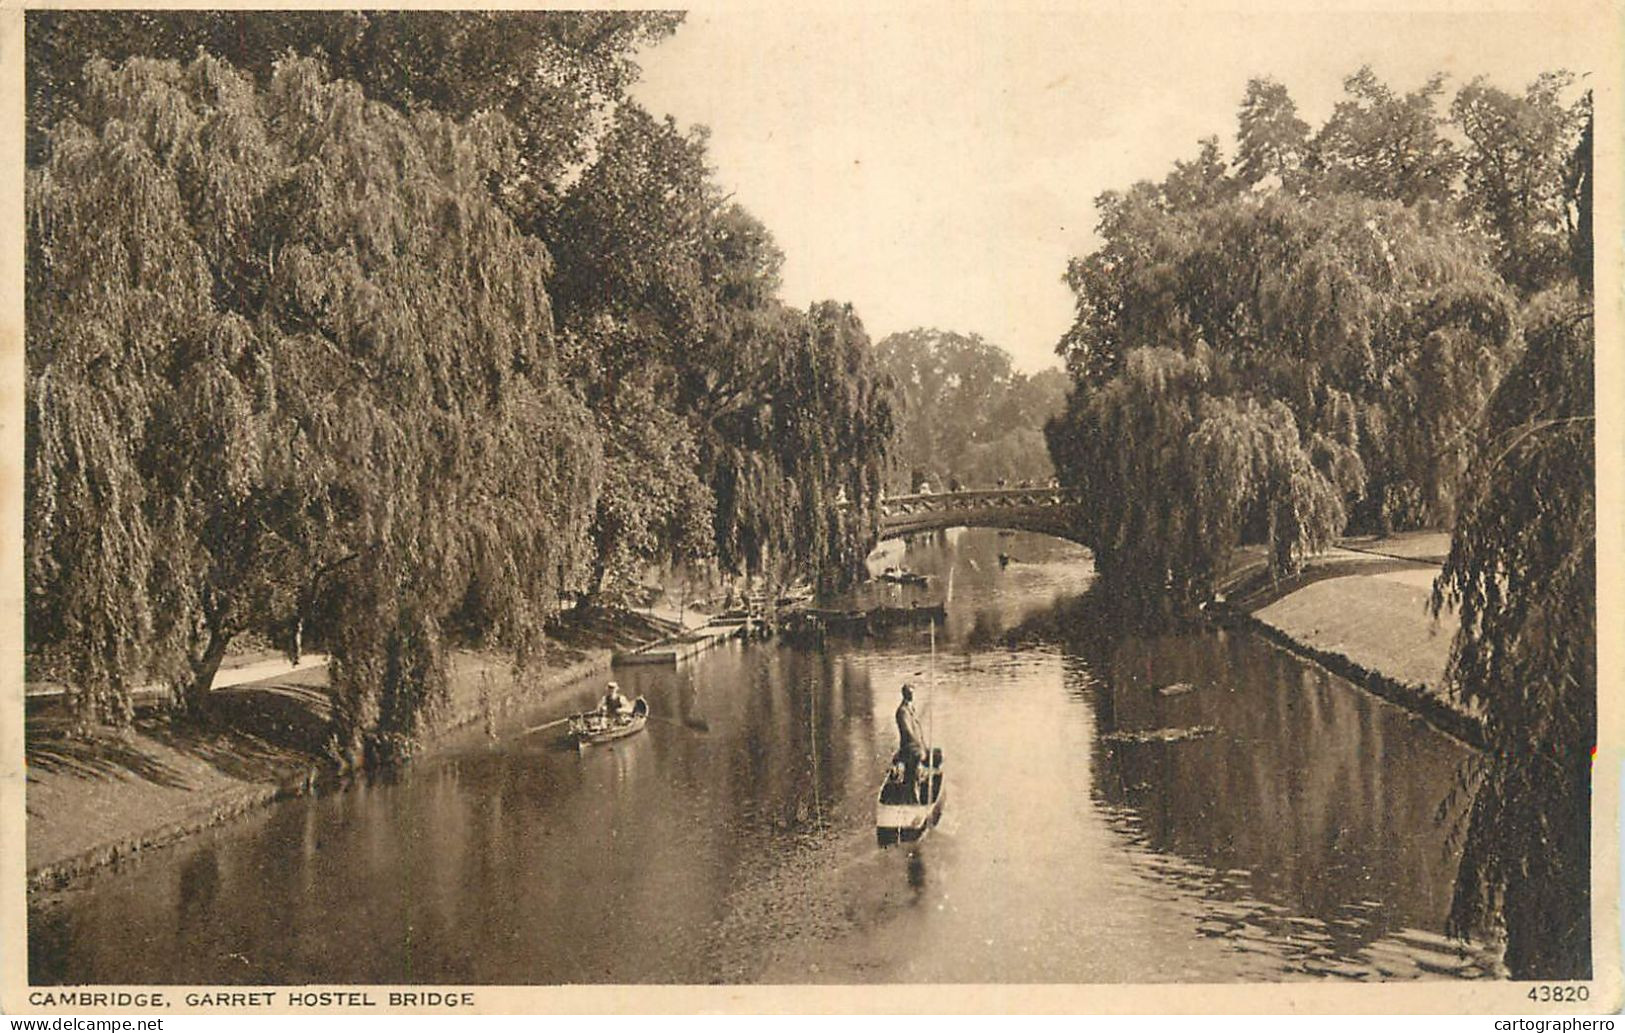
[877,488,1081,517]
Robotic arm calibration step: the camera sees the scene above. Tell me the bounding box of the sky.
[631,4,1599,372]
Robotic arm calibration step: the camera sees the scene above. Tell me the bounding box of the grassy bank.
[25,608,678,889]
[1215,532,1484,748]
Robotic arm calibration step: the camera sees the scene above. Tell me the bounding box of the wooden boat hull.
[783,604,946,641]
[569,697,649,746]
[876,749,945,845]
[875,790,944,845]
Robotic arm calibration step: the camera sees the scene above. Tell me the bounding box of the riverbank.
[25,608,680,889]
[1215,531,1484,748]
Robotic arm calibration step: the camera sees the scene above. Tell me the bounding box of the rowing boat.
[568,697,649,747]
[879,567,931,586]
[876,746,945,845]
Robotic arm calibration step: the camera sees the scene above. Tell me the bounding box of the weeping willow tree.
[1427,93,1595,981]
[1429,295,1593,978]
[27,54,601,758]
[27,10,685,216]
[1046,345,1344,612]
[1047,187,1516,609]
[29,44,892,752]
[775,301,892,589]
[703,301,890,592]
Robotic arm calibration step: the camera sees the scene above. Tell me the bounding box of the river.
[28,528,1498,983]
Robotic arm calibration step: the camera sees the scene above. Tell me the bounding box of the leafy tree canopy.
[875,329,1063,492]
[1053,186,1515,578]
[28,14,896,737]
[1310,68,1462,207]
[28,54,601,757]
[542,98,891,597]
[1452,73,1590,294]
[27,9,683,202]
[1235,78,1310,190]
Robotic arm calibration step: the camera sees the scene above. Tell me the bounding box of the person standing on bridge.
[896,684,927,803]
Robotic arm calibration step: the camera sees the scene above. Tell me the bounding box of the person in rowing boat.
[895,684,927,804]
[600,681,629,721]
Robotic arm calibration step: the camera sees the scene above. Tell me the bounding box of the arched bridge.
[875,488,1088,543]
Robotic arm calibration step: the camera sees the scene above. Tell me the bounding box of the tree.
[1045,346,1344,610]
[1452,74,1588,294]
[584,375,713,603]
[1565,105,1592,288]
[538,99,888,597]
[1430,105,1595,979]
[1057,182,1164,390]
[1190,396,1345,582]
[25,62,221,724]
[1235,78,1311,189]
[745,302,891,589]
[546,103,714,398]
[27,10,683,206]
[1161,136,1238,212]
[27,55,602,751]
[1430,294,1593,978]
[1311,67,1461,206]
[875,329,1064,491]
[28,16,893,751]
[1048,184,1515,607]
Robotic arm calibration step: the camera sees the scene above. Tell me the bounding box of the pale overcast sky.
[631,5,1597,372]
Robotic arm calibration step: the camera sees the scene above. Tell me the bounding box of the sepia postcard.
[1,0,1621,1015]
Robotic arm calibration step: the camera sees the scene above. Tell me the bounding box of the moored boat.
[879,567,932,586]
[781,603,945,641]
[876,746,945,845]
[568,697,649,747]
[869,603,945,629]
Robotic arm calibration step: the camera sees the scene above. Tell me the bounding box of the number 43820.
[1528,984,1590,1002]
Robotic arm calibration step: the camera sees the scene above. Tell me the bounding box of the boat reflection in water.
[907,849,929,893]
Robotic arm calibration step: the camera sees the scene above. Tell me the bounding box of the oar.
[523,715,573,735]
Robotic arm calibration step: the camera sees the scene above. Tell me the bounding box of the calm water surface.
[29,529,1497,983]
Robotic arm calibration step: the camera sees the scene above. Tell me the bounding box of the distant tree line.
[1045,67,1593,978]
[875,329,1069,493]
[25,12,892,763]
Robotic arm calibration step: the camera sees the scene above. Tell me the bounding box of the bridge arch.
[872,489,1090,548]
